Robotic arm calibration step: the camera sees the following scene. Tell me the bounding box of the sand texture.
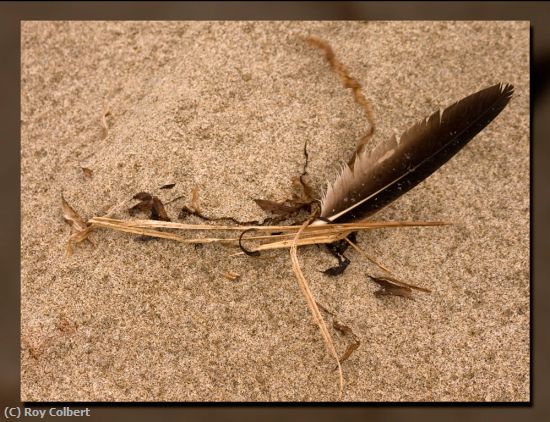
[21,21,529,402]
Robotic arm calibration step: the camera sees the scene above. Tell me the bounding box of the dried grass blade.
[344,237,395,275]
[90,220,234,244]
[290,219,343,398]
[90,216,447,233]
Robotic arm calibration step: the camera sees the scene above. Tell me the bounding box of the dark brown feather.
[320,83,514,224]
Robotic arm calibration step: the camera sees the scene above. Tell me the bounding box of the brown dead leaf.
[129,192,170,221]
[151,196,170,221]
[254,199,304,216]
[316,301,361,367]
[332,319,361,364]
[132,192,152,201]
[339,340,361,365]
[370,276,414,299]
[255,174,316,218]
[160,183,176,190]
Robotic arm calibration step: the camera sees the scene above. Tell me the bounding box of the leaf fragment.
[132,192,152,201]
[160,183,176,190]
[370,276,414,299]
[254,199,304,216]
[129,192,170,221]
[322,256,350,277]
[151,196,170,221]
[338,340,361,365]
[255,172,316,218]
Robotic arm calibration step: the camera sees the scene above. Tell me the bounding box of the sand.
[21,21,529,402]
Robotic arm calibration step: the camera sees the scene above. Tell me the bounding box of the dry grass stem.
[344,237,395,275]
[289,219,344,399]
[88,216,448,255]
[90,216,447,232]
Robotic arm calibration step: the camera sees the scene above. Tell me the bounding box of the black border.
[3,1,548,420]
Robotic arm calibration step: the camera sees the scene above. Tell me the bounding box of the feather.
[317,83,514,224]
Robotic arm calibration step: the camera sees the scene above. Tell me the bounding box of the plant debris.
[253,199,305,216]
[129,192,170,221]
[323,233,356,276]
[59,36,457,400]
[160,183,176,190]
[61,194,94,256]
[322,255,350,277]
[370,275,414,299]
[254,138,317,219]
[333,320,361,365]
[316,301,361,367]
[254,175,316,217]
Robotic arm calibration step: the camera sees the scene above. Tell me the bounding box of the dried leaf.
[370,276,414,299]
[322,256,350,277]
[151,196,170,221]
[81,167,93,179]
[133,192,152,201]
[254,199,304,216]
[330,316,361,366]
[129,192,170,221]
[160,183,176,190]
[339,340,360,365]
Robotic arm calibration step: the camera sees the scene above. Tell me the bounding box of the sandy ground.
[21,21,529,402]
